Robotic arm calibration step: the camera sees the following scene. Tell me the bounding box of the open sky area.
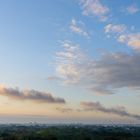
[0,0,140,124]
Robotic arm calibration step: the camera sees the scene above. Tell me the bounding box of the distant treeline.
[0,125,139,140]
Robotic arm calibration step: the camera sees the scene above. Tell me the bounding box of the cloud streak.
[126,4,139,14]
[81,101,140,120]
[56,107,73,113]
[0,85,66,104]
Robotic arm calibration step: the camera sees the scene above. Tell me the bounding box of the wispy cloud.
[70,19,89,37]
[81,101,140,120]
[55,41,85,84]
[47,76,62,81]
[0,85,66,104]
[56,107,73,113]
[126,4,139,14]
[80,0,110,21]
[55,100,140,120]
[104,24,126,34]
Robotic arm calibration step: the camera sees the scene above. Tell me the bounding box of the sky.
[0,0,140,124]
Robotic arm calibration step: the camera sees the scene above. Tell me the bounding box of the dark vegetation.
[0,124,139,140]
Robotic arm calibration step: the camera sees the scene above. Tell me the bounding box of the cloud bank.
[81,101,140,120]
[0,85,66,104]
[54,41,140,95]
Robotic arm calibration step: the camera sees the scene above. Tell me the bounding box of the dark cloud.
[86,52,140,94]
[0,86,66,104]
[80,101,140,120]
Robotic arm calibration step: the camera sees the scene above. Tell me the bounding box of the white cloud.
[80,0,110,21]
[126,5,139,14]
[55,41,85,84]
[104,24,126,34]
[70,19,89,37]
[118,33,140,50]
[104,24,140,51]
[56,40,83,63]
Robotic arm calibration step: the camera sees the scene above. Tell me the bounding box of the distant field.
[0,124,139,140]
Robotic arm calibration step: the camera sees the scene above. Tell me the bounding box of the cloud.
[80,52,140,95]
[104,24,126,34]
[118,33,140,50]
[56,107,73,113]
[104,24,140,51]
[80,101,140,120]
[54,41,140,95]
[80,0,109,21]
[47,76,62,81]
[56,40,81,62]
[126,5,139,14]
[0,85,66,104]
[55,41,85,84]
[70,19,89,37]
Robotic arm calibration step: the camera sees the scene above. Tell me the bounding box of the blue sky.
[0,0,140,124]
